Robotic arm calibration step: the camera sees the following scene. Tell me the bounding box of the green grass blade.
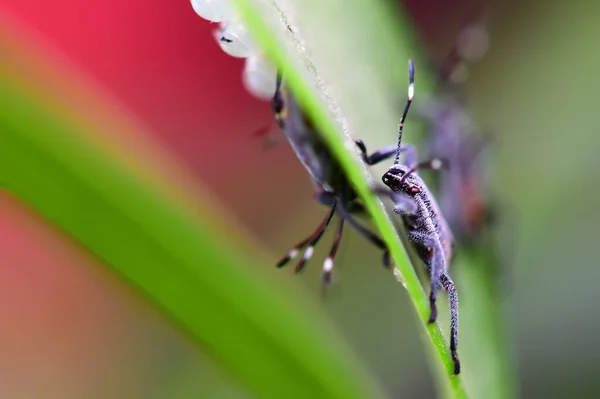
[0,22,388,399]
[229,0,468,397]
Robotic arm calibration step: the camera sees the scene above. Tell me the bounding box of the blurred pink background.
[0,1,277,397]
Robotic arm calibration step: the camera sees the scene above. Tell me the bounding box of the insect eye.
[408,186,421,195]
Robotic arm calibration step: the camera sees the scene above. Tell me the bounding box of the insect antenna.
[399,158,450,185]
[276,203,336,268]
[394,59,416,165]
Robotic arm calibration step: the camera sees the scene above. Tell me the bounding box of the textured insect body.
[420,92,494,246]
[440,132,494,245]
[379,60,461,375]
[272,80,336,192]
[384,165,453,261]
[269,73,405,287]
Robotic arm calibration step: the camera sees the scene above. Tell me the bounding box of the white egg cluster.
[191,0,277,100]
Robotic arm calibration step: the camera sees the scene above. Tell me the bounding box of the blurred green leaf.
[454,251,516,399]
[0,20,387,399]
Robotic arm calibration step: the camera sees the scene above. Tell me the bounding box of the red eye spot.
[409,186,421,194]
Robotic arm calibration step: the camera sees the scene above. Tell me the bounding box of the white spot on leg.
[431,158,442,169]
[302,246,314,261]
[288,249,299,260]
[323,258,333,273]
[408,83,415,100]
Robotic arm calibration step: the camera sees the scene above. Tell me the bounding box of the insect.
[417,12,496,248]
[375,60,461,375]
[267,73,417,288]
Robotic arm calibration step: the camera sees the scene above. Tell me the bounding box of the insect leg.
[322,217,345,288]
[355,140,418,167]
[276,203,336,269]
[406,232,447,325]
[294,202,338,273]
[372,186,418,216]
[407,232,460,375]
[252,72,284,147]
[400,158,450,185]
[272,71,285,128]
[440,273,461,375]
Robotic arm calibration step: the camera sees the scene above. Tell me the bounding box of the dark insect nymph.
[267,73,416,288]
[376,60,461,375]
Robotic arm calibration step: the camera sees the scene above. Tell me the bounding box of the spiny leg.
[440,273,460,375]
[372,186,418,216]
[294,202,338,273]
[355,140,395,165]
[427,242,446,324]
[322,217,345,289]
[355,140,418,167]
[276,202,336,268]
[407,232,448,325]
[407,232,460,375]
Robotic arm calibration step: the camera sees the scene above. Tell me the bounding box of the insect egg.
[215,19,259,58]
[243,54,277,100]
[190,0,233,23]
